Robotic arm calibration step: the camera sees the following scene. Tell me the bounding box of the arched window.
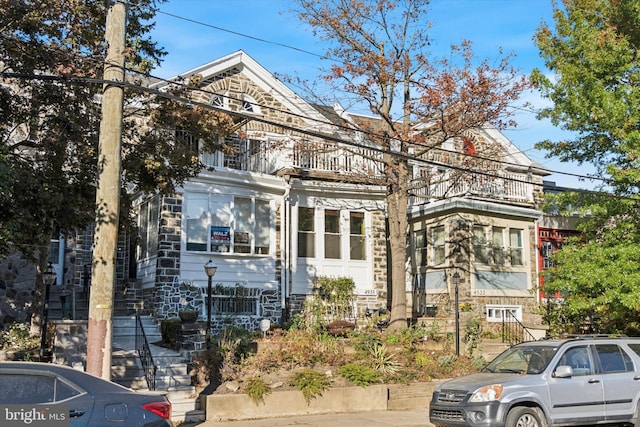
[241,94,260,114]
[210,92,228,109]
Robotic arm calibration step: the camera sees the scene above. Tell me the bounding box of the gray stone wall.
[371,210,388,305]
[0,254,36,328]
[153,194,183,317]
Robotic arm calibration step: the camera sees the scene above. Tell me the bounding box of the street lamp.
[40,262,57,361]
[452,271,460,356]
[203,259,217,349]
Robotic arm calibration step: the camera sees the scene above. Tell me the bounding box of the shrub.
[0,322,38,351]
[159,319,181,348]
[290,369,330,404]
[244,377,271,404]
[338,363,380,386]
[369,343,401,375]
[415,351,429,368]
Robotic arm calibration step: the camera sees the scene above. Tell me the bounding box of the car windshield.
[483,344,559,374]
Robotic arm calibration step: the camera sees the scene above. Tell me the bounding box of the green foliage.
[437,354,457,368]
[464,317,482,356]
[296,276,356,333]
[368,343,401,375]
[471,356,489,371]
[543,212,640,334]
[532,0,640,192]
[159,319,181,348]
[531,0,640,334]
[244,377,271,404]
[338,363,381,386]
[414,351,430,368]
[0,323,38,351]
[289,369,330,404]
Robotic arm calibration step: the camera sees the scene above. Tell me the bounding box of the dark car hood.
[438,372,523,392]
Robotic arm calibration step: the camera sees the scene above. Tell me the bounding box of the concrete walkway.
[182,408,434,427]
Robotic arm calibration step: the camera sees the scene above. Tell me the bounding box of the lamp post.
[453,271,460,356]
[203,259,217,349]
[40,263,57,361]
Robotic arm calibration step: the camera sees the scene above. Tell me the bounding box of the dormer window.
[241,94,260,114]
[210,92,228,109]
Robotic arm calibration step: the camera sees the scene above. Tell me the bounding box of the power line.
[155,9,328,61]
[1,23,600,185]
[2,70,610,193]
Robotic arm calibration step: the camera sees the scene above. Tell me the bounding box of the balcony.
[200,138,385,181]
[410,170,535,204]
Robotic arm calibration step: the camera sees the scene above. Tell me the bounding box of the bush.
[290,369,330,404]
[338,363,380,386]
[244,377,271,404]
[0,322,38,351]
[159,319,181,348]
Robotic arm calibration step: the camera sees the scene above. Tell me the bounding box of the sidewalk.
[182,408,434,427]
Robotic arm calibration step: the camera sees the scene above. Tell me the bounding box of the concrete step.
[109,314,197,424]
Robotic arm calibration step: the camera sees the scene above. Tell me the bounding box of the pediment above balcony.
[153,50,330,132]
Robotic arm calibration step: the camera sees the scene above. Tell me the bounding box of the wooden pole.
[86,0,126,379]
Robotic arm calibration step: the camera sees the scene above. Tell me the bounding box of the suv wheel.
[505,407,547,427]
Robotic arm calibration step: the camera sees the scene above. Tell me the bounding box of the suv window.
[596,344,633,373]
[557,345,593,376]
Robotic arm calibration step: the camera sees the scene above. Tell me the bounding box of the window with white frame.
[474,225,525,267]
[138,196,159,259]
[492,227,505,266]
[433,226,445,265]
[241,94,260,114]
[184,194,271,255]
[486,305,522,323]
[414,229,427,267]
[510,229,524,266]
[473,225,489,264]
[349,211,366,260]
[324,209,341,259]
[297,207,315,258]
[210,92,228,109]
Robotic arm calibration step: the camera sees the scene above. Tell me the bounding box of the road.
[182,408,434,427]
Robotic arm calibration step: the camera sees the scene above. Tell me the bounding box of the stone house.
[0,50,552,338]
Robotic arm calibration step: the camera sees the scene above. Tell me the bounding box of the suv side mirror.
[553,365,573,378]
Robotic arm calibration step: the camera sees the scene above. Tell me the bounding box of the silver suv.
[429,336,640,427]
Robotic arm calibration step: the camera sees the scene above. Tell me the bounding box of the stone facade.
[0,254,37,328]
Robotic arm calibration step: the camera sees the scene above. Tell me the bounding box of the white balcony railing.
[411,170,535,204]
[201,138,385,177]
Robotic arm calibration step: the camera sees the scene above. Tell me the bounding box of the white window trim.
[486,304,522,323]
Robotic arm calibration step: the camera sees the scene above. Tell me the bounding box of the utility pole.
[86,0,126,380]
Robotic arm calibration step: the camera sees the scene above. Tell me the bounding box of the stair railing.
[502,311,536,346]
[135,314,157,390]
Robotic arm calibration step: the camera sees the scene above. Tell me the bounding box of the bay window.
[473,225,489,264]
[433,226,445,265]
[492,227,505,266]
[510,229,524,266]
[185,194,271,255]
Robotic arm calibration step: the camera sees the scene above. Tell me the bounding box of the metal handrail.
[502,311,536,346]
[135,314,157,390]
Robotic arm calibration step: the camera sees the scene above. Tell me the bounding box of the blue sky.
[148,0,598,189]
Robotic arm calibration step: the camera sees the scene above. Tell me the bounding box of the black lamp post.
[203,259,217,349]
[453,271,460,356]
[40,262,57,361]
